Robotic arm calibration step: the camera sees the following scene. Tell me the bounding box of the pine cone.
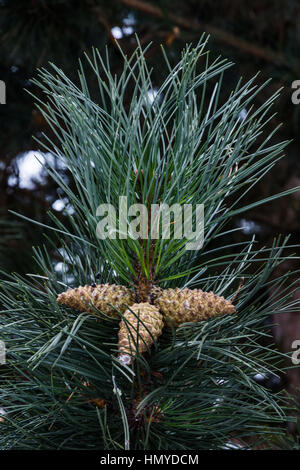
[56,283,135,318]
[118,302,164,364]
[154,287,236,327]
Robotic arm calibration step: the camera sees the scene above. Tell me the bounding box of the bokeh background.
[0,0,300,422]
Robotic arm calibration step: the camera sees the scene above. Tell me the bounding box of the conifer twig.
[120,0,289,66]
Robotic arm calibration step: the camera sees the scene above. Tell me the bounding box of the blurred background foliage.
[0,0,300,435]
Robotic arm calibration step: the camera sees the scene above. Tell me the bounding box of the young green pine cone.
[154,287,236,327]
[118,302,164,365]
[56,283,135,318]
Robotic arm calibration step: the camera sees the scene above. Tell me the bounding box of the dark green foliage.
[0,38,299,450]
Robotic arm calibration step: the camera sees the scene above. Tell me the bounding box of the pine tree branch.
[1,37,299,450]
[120,0,289,66]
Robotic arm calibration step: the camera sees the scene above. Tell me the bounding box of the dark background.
[0,0,299,409]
